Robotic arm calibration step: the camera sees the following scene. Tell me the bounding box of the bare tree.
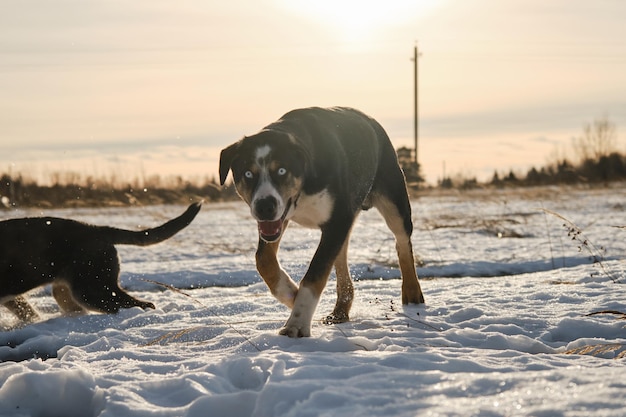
[572,116,617,162]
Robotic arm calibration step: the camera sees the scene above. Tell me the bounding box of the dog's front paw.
[278,320,311,338]
[278,286,317,337]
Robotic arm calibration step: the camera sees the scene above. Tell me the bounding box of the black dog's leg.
[279,218,354,337]
[73,279,155,313]
[3,296,40,323]
[67,246,155,313]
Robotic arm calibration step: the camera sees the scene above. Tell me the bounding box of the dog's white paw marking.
[278,286,318,338]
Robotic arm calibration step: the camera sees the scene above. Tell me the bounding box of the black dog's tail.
[103,202,202,246]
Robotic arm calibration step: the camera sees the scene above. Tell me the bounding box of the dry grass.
[564,343,626,359]
[1,171,237,208]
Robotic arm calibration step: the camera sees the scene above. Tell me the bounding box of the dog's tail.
[103,202,202,246]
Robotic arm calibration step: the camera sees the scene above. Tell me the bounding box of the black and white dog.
[219,107,424,337]
[0,202,201,323]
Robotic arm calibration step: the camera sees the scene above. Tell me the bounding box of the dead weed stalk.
[541,208,621,283]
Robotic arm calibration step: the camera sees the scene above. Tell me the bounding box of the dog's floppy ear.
[219,141,241,185]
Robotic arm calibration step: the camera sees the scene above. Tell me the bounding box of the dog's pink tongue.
[258,220,282,239]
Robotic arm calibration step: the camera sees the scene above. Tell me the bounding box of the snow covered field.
[1,185,626,416]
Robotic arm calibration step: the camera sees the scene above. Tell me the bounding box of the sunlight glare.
[280,0,439,46]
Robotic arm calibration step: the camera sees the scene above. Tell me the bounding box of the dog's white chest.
[291,189,334,228]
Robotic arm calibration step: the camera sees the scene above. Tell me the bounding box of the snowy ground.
[1,185,626,416]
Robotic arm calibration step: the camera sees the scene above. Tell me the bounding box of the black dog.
[1,202,201,323]
[219,107,424,337]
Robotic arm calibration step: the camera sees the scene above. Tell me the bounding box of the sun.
[278,0,439,45]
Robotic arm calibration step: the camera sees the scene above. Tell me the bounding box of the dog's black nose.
[254,196,278,221]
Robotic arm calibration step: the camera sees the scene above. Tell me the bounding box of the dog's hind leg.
[65,246,155,313]
[255,229,299,309]
[325,236,354,324]
[3,296,40,323]
[52,282,86,314]
[373,194,425,305]
[71,279,155,313]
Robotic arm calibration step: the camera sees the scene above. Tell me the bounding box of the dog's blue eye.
[277,168,287,176]
[244,171,254,179]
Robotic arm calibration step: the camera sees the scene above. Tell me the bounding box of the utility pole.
[411,43,420,167]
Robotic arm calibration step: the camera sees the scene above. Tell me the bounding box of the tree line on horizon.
[0,173,231,209]
[435,116,625,189]
[1,117,623,208]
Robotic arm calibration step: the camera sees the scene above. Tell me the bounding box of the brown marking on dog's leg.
[397,240,424,304]
[255,226,298,309]
[374,195,425,304]
[326,237,353,324]
[3,296,40,323]
[52,282,86,313]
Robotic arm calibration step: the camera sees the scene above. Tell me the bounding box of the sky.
[1,0,625,185]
